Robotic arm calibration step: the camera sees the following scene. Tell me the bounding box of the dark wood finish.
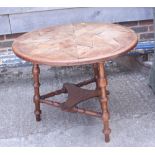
[12,23,138,143]
[93,64,99,89]
[40,99,102,117]
[32,64,41,121]
[61,83,99,110]
[98,62,111,142]
[40,78,96,99]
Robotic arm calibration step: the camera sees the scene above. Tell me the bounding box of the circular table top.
[12,23,138,66]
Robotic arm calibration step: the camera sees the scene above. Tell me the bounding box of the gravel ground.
[0,60,155,146]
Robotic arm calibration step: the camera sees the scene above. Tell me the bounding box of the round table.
[12,23,138,143]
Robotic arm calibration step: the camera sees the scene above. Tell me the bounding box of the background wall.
[0,7,153,35]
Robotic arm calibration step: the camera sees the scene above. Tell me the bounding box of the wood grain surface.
[12,23,138,66]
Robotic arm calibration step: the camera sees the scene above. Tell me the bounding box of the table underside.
[32,62,111,142]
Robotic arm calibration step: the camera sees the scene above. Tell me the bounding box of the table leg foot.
[104,134,110,143]
[34,109,42,121]
[36,113,41,121]
[32,64,41,122]
[98,62,111,142]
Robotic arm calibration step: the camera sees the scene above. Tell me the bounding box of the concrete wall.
[0,7,153,35]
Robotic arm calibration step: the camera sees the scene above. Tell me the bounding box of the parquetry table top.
[12,23,138,66]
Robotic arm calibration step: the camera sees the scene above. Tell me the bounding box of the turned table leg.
[98,62,111,142]
[93,64,99,90]
[32,64,41,121]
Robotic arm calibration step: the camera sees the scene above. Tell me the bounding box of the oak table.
[12,23,138,142]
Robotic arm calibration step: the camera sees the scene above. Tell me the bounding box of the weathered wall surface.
[0,7,153,35]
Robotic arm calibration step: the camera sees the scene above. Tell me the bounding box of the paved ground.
[0,60,155,147]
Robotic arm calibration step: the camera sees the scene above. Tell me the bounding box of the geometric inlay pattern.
[12,23,138,66]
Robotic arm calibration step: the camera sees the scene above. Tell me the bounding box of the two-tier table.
[12,23,138,142]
